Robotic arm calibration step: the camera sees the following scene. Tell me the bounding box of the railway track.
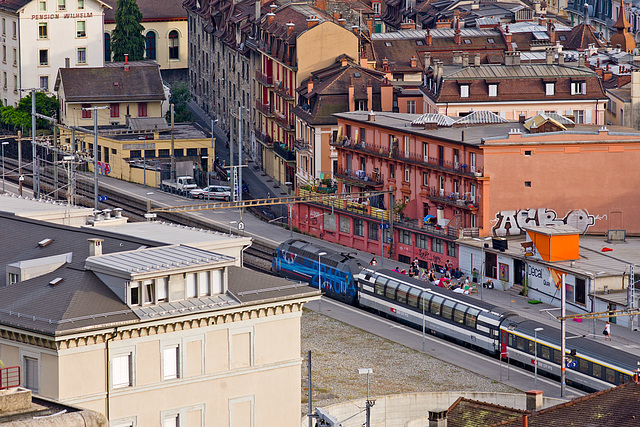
[2,156,279,274]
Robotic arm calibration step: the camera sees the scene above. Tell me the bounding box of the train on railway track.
[273,238,638,392]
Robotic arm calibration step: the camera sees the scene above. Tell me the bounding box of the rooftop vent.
[38,238,53,248]
[49,277,64,286]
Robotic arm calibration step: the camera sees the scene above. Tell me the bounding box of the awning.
[424,215,435,221]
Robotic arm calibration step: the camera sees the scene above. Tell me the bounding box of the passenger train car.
[272,240,637,392]
[272,239,362,305]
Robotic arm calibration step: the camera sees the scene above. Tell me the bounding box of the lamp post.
[318,251,326,313]
[358,368,374,427]
[229,220,237,236]
[534,327,543,388]
[473,237,492,301]
[285,181,293,237]
[376,208,385,267]
[1,141,8,193]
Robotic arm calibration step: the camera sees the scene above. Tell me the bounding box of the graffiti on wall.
[491,208,595,236]
[97,162,111,175]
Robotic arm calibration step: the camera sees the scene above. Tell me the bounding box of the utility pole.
[53,124,58,200]
[229,109,234,199]
[388,184,394,259]
[31,89,37,197]
[170,103,175,182]
[307,351,313,427]
[17,130,22,196]
[82,105,109,210]
[238,106,243,202]
[561,273,566,397]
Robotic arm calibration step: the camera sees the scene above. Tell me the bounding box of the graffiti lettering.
[492,208,595,236]
[417,249,442,266]
[97,162,111,175]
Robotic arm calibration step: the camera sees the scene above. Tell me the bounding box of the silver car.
[190,185,231,201]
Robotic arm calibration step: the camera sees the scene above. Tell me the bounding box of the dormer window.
[385,41,392,47]
[129,282,140,306]
[464,39,472,44]
[545,82,555,96]
[571,81,586,95]
[488,84,498,97]
[460,84,469,98]
[487,38,495,43]
[372,1,380,14]
[416,40,424,46]
[143,279,154,304]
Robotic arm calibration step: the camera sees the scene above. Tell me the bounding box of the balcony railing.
[294,138,310,150]
[330,139,484,177]
[255,70,274,87]
[275,113,294,132]
[299,188,395,221]
[0,366,20,390]
[274,83,295,101]
[334,166,384,187]
[255,100,275,117]
[273,142,296,161]
[255,130,273,147]
[425,187,479,209]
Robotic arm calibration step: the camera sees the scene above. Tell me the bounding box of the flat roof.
[523,225,581,235]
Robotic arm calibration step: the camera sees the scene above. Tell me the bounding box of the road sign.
[98,195,108,202]
[238,221,245,231]
[566,360,577,369]
[379,223,390,229]
[18,175,24,181]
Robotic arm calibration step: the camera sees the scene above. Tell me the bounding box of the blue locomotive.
[272,239,362,305]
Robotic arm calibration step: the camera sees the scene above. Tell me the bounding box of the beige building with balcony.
[0,211,318,426]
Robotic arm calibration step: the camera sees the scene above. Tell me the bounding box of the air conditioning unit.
[492,237,508,251]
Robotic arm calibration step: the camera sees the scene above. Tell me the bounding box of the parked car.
[189,185,231,201]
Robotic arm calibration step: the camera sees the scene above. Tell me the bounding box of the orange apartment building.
[252,3,358,186]
[293,110,640,269]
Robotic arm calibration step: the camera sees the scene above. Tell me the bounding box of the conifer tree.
[111,0,145,62]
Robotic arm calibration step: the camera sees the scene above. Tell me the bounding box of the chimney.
[307,78,313,93]
[546,48,554,65]
[308,16,320,29]
[578,53,585,67]
[462,52,469,67]
[255,0,260,20]
[381,81,393,111]
[525,390,544,412]
[368,110,376,121]
[367,80,373,111]
[333,12,340,20]
[410,55,417,68]
[539,14,546,26]
[65,57,70,68]
[338,18,346,27]
[453,51,463,65]
[316,0,326,11]
[523,415,528,427]
[88,238,104,257]
[504,24,511,44]
[474,54,481,66]
[423,52,431,70]
[341,56,348,67]
[124,53,130,71]
[519,114,526,123]
[348,78,355,111]
[286,21,295,36]
[428,410,447,427]
[454,20,461,45]
[558,52,564,65]
[382,57,389,72]
[400,20,416,30]
[366,19,373,34]
[351,24,359,34]
[267,12,275,24]
[426,28,432,46]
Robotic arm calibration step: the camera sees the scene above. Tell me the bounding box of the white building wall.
[19,0,105,96]
[0,11,22,106]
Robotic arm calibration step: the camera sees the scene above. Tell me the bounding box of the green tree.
[166,82,194,122]
[0,92,59,133]
[111,0,145,62]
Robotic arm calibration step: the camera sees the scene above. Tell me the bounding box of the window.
[2,46,5,63]
[24,356,39,393]
[545,82,555,96]
[447,242,456,257]
[110,103,119,117]
[77,47,86,64]
[354,219,364,237]
[399,230,412,245]
[357,100,366,111]
[129,282,139,305]
[145,31,156,60]
[158,149,170,157]
[3,72,6,90]
[163,415,179,427]
[385,41,392,47]
[78,0,84,9]
[368,221,378,241]
[404,167,409,182]
[416,40,424,46]
[407,100,416,114]
[416,234,429,249]
[130,150,141,158]
[198,271,210,296]
[487,38,495,43]
[104,33,111,62]
[81,103,91,118]
[112,353,132,388]
[8,272,18,284]
[339,215,351,233]
[138,102,147,117]
[157,277,168,301]
[39,76,48,91]
[58,0,65,10]
[163,345,180,380]
[12,48,16,65]
[2,18,5,36]
[389,164,395,179]
[11,21,15,39]
[12,75,16,92]
[186,273,196,297]
[464,39,471,44]
[143,280,154,304]
[168,30,179,59]
[38,22,47,38]
[39,49,48,66]
[433,238,443,253]
[39,0,46,11]
[372,1,380,14]
[573,110,584,124]
[571,82,586,95]
[524,181,531,187]
[460,84,469,98]
[524,150,532,156]
[488,84,497,97]
[76,21,86,37]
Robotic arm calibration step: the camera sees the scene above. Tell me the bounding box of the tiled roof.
[0,0,31,13]
[565,23,603,50]
[104,0,186,22]
[448,397,524,427]
[57,64,165,102]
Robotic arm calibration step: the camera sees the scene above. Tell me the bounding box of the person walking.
[604,321,612,341]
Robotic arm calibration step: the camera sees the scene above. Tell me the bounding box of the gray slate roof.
[444,63,598,80]
[56,64,165,103]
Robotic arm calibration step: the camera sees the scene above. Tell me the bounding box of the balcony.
[255,70,274,87]
[255,100,275,118]
[273,142,296,162]
[425,187,479,210]
[274,82,295,101]
[399,218,460,238]
[299,188,396,221]
[330,139,484,177]
[255,130,273,147]
[294,138,310,151]
[275,113,294,132]
[334,166,384,188]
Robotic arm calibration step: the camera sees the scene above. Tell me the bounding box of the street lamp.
[358,368,374,427]
[318,251,326,313]
[534,327,544,388]
[473,236,492,301]
[229,220,238,235]
[285,181,293,237]
[1,141,8,193]
[375,208,385,267]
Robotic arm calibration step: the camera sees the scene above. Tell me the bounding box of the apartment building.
[0,211,318,426]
